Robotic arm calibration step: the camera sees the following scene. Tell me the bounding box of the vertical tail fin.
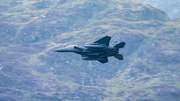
[114,42,125,49]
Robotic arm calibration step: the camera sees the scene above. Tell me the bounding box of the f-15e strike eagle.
[54,36,125,63]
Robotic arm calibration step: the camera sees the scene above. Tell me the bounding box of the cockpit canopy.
[64,45,77,50]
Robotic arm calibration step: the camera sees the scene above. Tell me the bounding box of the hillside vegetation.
[0,0,180,101]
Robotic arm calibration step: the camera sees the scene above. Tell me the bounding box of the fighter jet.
[54,36,125,63]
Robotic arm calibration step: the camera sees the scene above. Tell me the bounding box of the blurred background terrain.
[136,0,180,19]
[0,0,180,101]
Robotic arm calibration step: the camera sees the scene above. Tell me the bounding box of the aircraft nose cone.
[54,49,59,52]
[54,49,67,52]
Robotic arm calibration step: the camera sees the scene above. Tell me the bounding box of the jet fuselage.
[54,36,125,63]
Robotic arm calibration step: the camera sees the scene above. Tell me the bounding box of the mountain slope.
[0,0,179,101]
[136,0,180,19]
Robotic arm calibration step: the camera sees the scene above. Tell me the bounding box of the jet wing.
[98,57,108,64]
[92,36,111,46]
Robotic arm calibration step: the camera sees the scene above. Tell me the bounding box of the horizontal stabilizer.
[98,57,108,64]
[93,36,111,46]
[114,54,123,60]
[114,42,125,49]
